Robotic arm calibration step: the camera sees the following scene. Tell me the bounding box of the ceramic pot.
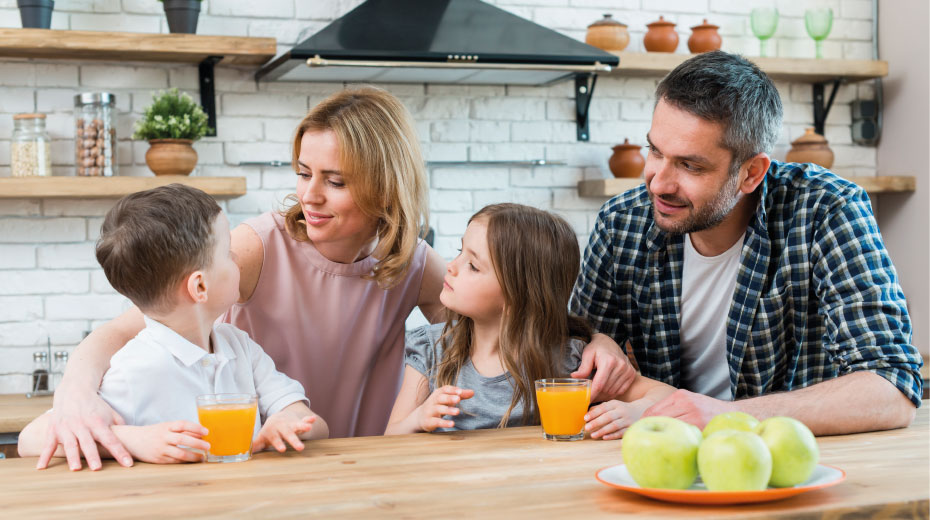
[785,128,834,169]
[17,0,53,29]
[145,139,198,176]
[585,14,630,52]
[688,19,722,53]
[644,15,678,53]
[608,138,646,178]
[163,0,200,34]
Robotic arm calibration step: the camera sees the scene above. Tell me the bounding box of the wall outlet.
[851,99,880,146]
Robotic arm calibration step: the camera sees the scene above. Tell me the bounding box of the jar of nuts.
[74,92,117,177]
[11,113,52,177]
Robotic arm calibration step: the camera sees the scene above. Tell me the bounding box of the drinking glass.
[534,378,591,441]
[804,8,833,59]
[750,7,779,57]
[196,394,258,463]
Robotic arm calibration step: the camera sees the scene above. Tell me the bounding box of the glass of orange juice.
[535,378,591,441]
[196,393,258,463]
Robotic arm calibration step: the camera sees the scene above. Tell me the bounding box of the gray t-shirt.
[404,323,585,432]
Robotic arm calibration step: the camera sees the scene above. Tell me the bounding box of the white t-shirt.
[679,233,745,400]
[98,316,309,439]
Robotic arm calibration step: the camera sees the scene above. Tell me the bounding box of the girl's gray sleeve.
[404,325,435,377]
[561,338,586,377]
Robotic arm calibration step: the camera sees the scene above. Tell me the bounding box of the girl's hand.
[416,386,475,432]
[253,411,316,453]
[584,400,645,440]
[117,422,209,464]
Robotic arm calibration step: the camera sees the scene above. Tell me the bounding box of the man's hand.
[641,389,734,429]
[38,392,133,471]
[572,333,636,401]
[253,411,317,453]
[118,422,209,464]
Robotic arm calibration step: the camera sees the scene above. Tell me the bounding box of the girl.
[386,203,674,438]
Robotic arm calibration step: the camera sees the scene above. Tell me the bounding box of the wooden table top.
[0,403,926,519]
[0,393,52,433]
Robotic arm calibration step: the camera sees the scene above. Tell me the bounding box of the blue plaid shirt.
[571,161,923,407]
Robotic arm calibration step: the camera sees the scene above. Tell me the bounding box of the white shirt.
[98,317,309,439]
[679,233,744,400]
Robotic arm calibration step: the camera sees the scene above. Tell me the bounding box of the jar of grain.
[74,92,117,176]
[11,113,52,177]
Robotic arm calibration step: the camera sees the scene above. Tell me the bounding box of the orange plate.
[595,464,846,505]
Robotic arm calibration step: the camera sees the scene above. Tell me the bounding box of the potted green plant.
[133,88,211,176]
[159,0,202,34]
[17,0,54,29]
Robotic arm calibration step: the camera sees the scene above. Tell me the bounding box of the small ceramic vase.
[145,138,198,175]
[608,139,646,178]
[644,16,678,53]
[585,14,630,52]
[688,19,722,53]
[785,128,834,169]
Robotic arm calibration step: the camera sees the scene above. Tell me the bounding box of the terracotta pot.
[644,15,678,53]
[145,139,198,176]
[785,128,834,169]
[608,138,646,178]
[688,19,722,53]
[585,14,629,52]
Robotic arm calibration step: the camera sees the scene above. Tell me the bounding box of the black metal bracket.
[199,55,222,137]
[575,74,597,142]
[812,79,842,136]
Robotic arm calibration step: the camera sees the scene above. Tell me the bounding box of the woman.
[40,87,630,470]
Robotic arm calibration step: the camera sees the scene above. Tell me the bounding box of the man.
[572,51,922,437]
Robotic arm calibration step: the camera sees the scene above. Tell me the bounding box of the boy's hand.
[253,411,316,453]
[118,421,209,464]
[416,385,475,432]
[584,400,646,440]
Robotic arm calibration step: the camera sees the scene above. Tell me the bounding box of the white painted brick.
[91,270,116,294]
[265,118,299,142]
[87,217,103,241]
[213,68,259,94]
[223,93,307,117]
[62,0,121,13]
[0,373,31,394]
[620,78,659,100]
[196,17,251,37]
[70,13,160,32]
[843,41,874,61]
[431,121,469,142]
[0,114,11,138]
[620,99,654,121]
[831,145,875,168]
[534,7,619,31]
[0,245,35,268]
[0,199,41,216]
[0,87,35,112]
[81,65,167,89]
[224,141,290,165]
[510,167,583,188]
[408,97,470,120]
[295,0,343,19]
[432,235,461,260]
[121,0,163,14]
[469,143,545,162]
[709,0,769,15]
[546,99,575,121]
[427,85,506,97]
[227,190,286,214]
[193,141,225,165]
[431,168,510,190]
[835,20,872,41]
[551,210,589,236]
[591,121,650,146]
[0,270,89,295]
[473,188,552,209]
[506,82,574,99]
[209,0,293,18]
[45,112,74,138]
[567,0,638,7]
[34,64,79,88]
[546,143,611,167]
[38,242,98,268]
[200,165,263,190]
[42,198,113,217]
[50,139,75,166]
[262,168,299,190]
[0,320,89,346]
[217,116,266,142]
[46,294,130,320]
[0,296,43,322]
[553,187,611,211]
[422,143,468,162]
[429,190,473,212]
[249,19,318,46]
[0,139,8,165]
[510,121,552,143]
[823,125,852,145]
[0,218,85,242]
[840,0,872,20]
[778,0,840,18]
[168,67,199,90]
[435,212,472,236]
[0,63,35,86]
[470,97,546,121]
[468,121,510,143]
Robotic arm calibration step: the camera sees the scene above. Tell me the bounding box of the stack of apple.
[621,412,819,491]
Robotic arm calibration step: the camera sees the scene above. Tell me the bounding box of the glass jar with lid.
[11,113,52,177]
[74,92,117,176]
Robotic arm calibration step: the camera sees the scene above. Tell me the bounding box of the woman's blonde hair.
[433,203,592,427]
[281,87,428,289]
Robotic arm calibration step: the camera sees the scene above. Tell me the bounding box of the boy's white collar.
[141,315,237,367]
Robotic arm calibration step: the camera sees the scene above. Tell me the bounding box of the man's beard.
[650,171,742,235]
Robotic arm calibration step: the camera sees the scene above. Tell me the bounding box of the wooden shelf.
[0,176,247,199]
[0,29,276,66]
[578,175,915,198]
[608,52,888,83]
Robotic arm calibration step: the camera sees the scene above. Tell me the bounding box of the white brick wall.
[0,0,882,391]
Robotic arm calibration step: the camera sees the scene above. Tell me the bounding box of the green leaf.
[131,87,212,141]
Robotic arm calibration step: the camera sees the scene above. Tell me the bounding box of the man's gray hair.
[655,51,783,175]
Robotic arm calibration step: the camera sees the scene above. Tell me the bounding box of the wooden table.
[0,394,53,433]
[0,404,926,518]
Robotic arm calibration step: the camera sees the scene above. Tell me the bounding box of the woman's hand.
[115,422,209,464]
[253,411,317,453]
[415,385,475,432]
[572,333,637,402]
[38,391,133,471]
[584,400,646,440]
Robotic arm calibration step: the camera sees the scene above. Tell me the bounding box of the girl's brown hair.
[434,203,592,427]
[281,87,428,289]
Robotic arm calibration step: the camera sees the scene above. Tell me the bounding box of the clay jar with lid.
[688,19,722,53]
[608,139,646,178]
[785,128,834,169]
[644,16,678,52]
[585,14,630,52]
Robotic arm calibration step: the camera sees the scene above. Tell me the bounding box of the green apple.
[703,411,760,438]
[754,417,819,487]
[697,430,772,491]
[621,417,701,489]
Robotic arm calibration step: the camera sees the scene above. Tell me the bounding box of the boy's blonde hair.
[434,203,592,427]
[281,86,428,289]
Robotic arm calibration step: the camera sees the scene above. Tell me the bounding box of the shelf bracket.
[812,79,842,136]
[575,74,597,142]
[199,55,222,137]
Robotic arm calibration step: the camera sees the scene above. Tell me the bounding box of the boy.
[19,184,328,467]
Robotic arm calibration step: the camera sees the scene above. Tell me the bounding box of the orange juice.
[197,403,257,456]
[536,385,591,437]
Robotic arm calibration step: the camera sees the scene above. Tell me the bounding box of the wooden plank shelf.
[0,176,247,199]
[578,175,915,198]
[609,52,888,84]
[0,29,276,66]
